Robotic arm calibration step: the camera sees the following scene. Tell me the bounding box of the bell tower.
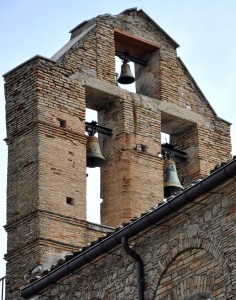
[4,8,232,299]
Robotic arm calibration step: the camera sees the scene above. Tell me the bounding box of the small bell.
[86,135,105,168]
[117,60,135,85]
[163,157,183,198]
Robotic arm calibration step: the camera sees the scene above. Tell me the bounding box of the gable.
[48,8,218,124]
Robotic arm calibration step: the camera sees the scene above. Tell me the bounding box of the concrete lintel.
[71,72,213,131]
[132,94,214,131]
[71,72,130,110]
[157,99,214,131]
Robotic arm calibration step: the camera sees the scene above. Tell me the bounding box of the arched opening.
[153,248,225,299]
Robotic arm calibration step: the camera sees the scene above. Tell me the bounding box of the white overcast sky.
[0,0,236,278]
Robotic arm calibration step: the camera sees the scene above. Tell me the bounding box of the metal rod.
[85,122,112,136]
[161,143,187,160]
[115,51,147,66]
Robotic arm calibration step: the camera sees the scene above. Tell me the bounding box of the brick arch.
[147,237,228,299]
[151,247,224,299]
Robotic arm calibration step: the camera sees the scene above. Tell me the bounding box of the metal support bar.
[85,121,112,136]
[115,51,147,66]
[161,143,187,160]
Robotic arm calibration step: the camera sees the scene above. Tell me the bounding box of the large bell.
[117,62,135,84]
[86,135,105,168]
[163,158,183,198]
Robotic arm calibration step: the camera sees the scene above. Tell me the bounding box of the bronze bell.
[117,62,135,84]
[86,135,105,168]
[163,158,183,198]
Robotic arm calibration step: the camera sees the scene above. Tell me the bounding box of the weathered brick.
[3,9,234,300]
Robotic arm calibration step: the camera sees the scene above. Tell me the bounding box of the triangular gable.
[51,8,180,62]
[117,8,179,49]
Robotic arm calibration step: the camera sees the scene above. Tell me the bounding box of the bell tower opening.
[86,108,102,224]
[161,112,198,189]
[115,56,136,92]
[161,131,184,198]
[114,28,160,98]
[161,132,170,144]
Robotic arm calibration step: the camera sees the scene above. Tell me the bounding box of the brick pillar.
[159,46,179,104]
[96,22,116,84]
[100,93,163,227]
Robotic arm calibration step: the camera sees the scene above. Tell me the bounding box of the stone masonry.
[33,175,236,299]
[3,8,233,299]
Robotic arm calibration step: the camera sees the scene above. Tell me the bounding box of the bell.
[86,135,105,168]
[163,158,183,198]
[117,62,135,84]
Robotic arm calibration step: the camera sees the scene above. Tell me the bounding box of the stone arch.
[151,248,224,299]
[147,236,230,299]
